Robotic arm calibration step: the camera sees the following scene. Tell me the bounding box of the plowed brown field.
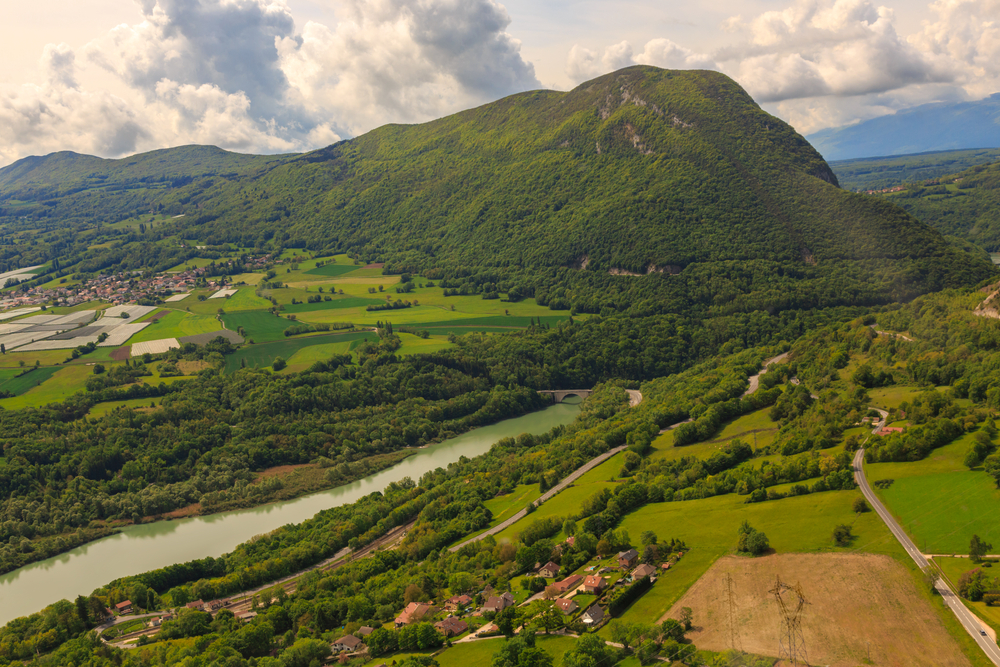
[665,553,970,667]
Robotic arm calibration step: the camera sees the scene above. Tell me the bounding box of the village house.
[395,602,435,627]
[236,611,257,623]
[878,426,905,437]
[114,600,133,615]
[356,626,375,637]
[617,549,639,569]
[331,634,364,653]
[445,594,472,611]
[434,617,469,637]
[554,598,578,615]
[552,574,583,594]
[660,562,672,571]
[482,592,516,614]
[631,563,657,581]
[581,605,605,625]
[538,561,561,578]
[582,575,606,594]
[185,600,205,611]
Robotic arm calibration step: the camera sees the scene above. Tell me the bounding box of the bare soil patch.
[110,346,131,361]
[255,463,315,481]
[177,360,210,374]
[665,553,970,667]
[363,262,385,269]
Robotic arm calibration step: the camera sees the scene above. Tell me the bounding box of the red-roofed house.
[395,602,435,627]
[552,574,583,594]
[583,575,607,594]
[554,598,578,614]
[539,561,561,578]
[434,617,469,637]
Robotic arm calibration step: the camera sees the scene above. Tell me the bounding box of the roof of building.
[540,561,560,572]
[435,617,469,635]
[632,563,657,579]
[583,575,606,588]
[617,548,639,560]
[114,600,132,610]
[357,626,375,636]
[555,598,577,612]
[555,574,583,591]
[396,602,434,625]
[582,605,605,624]
[334,634,363,650]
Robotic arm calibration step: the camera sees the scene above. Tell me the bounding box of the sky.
[0,0,997,166]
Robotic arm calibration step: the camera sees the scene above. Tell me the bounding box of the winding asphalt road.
[853,448,1000,664]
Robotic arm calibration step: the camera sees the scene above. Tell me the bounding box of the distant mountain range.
[808,94,1000,161]
[0,66,992,313]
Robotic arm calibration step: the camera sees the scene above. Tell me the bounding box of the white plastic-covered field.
[103,305,156,320]
[0,331,61,350]
[0,306,41,321]
[20,337,99,351]
[164,292,190,302]
[131,338,180,356]
[47,311,97,327]
[209,289,238,299]
[97,323,151,347]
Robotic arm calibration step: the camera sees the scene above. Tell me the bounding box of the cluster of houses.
[105,542,684,657]
[1,252,274,312]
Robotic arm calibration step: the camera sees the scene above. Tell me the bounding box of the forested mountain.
[0,66,992,314]
[808,93,1000,161]
[882,160,1000,252]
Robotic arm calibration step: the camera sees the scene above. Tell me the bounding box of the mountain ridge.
[0,66,992,313]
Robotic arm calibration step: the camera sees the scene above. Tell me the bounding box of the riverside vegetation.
[0,66,998,667]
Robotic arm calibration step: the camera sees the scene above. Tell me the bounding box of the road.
[449,387,641,553]
[853,448,1000,664]
[742,352,790,397]
[449,445,628,552]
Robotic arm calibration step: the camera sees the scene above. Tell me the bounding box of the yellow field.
[669,553,972,667]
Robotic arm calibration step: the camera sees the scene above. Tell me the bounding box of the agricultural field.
[0,364,97,409]
[223,331,378,372]
[867,435,1000,554]
[221,311,295,342]
[129,311,221,342]
[88,397,162,418]
[0,366,61,396]
[668,553,972,667]
[599,488,905,638]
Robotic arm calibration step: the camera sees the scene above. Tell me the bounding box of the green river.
[0,400,581,625]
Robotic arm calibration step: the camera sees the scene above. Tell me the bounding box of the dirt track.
[665,553,972,667]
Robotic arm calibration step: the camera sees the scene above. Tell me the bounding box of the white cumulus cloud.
[0,0,539,166]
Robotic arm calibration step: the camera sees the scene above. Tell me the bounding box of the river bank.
[0,400,581,626]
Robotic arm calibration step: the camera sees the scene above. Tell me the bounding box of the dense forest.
[887,160,1000,251]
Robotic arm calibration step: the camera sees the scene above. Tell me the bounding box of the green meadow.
[224,331,378,372]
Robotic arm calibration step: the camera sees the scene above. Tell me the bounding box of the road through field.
[853,448,1000,665]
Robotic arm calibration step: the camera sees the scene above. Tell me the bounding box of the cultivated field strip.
[131,338,181,356]
[103,305,157,319]
[97,323,153,347]
[0,306,40,321]
[164,292,190,302]
[209,289,238,299]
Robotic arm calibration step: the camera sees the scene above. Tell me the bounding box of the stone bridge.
[537,389,593,403]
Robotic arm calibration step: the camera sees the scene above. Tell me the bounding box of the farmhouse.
[539,561,561,578]
[114,600,133,615]
[482,592,516,613]
[434,617,469,637]
[617,549,639,569]
[357,626,375,637]
[331,634,364,653]
[631,563,657,580]
[445,594,472,611]
[395,602,435,627]
[552,574,583,594]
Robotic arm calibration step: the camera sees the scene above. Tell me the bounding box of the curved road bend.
[853,448,1000,664]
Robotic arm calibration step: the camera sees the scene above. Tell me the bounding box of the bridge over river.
[537,389,593,402]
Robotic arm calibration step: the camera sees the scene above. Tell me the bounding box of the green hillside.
[830,148,1000,191]
[880,160,1000,251]
[0,66,993,313]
